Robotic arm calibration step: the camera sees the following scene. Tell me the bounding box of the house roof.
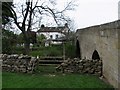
[37,23,69,34]
[37,27,66,32]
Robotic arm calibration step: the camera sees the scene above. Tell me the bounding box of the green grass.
[34,65,57,74]
[29,45,63,57]
[7,42,76,58]
[2,71,113,88]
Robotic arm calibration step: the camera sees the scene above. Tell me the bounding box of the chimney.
[41,24,45,28]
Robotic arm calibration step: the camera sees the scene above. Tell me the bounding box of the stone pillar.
[0,1,2,90]
[118,1,120,19]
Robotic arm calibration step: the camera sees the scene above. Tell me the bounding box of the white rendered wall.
[37,32,64,40]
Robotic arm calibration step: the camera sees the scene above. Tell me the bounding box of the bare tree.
[4,0,77,54]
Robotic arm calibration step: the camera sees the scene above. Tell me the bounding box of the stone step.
[39,57,63,60]
[39,60,63,64]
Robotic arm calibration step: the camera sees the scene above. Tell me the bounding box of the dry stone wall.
[1,54,38,73]
[2,54,102,76]
[56,58,102,76]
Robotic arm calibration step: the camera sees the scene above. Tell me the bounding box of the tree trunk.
[23,32,30,55]
[24,40,30,55]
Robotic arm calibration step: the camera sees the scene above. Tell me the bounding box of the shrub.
[65,42,76,58]
[29,45,63,57]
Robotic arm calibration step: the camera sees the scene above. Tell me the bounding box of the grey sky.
[12,0,120,33]
[72,0,119,29]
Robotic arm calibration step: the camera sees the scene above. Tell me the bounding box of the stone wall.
[1,54,38,73]
[76,20,120,88]
[2,54,102,76]
[56,58,102,76]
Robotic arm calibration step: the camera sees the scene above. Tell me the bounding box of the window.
[50,35,53,39]
[56,34,58,39]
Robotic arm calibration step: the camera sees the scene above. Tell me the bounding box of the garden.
[1,1,116,89]
[3,67,113,88]
[2,29,114,89]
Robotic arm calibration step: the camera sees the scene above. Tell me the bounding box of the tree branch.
[4,3,23,31]
[27,1,32,31]
[22,1,30,30]
[21,5,25,18]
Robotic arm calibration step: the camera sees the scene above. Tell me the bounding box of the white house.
[37,24,69,46]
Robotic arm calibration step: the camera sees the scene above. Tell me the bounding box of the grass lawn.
[2,71,113,88]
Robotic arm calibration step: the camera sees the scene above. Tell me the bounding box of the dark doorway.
[76,40,81,59]
[92,50,100,60]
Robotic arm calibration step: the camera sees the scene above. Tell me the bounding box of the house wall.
[37,32,66,45]
[37,32,65,40]
[76,20,120,88]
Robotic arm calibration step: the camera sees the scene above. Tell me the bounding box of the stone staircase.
[38,56,64,64]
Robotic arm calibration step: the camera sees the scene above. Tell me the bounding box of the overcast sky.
[12,0,120,33]
[71,0,120,30]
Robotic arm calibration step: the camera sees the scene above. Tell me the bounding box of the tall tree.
[2,2,13,25]
[2,29,18,54]
[3,0,77,54]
